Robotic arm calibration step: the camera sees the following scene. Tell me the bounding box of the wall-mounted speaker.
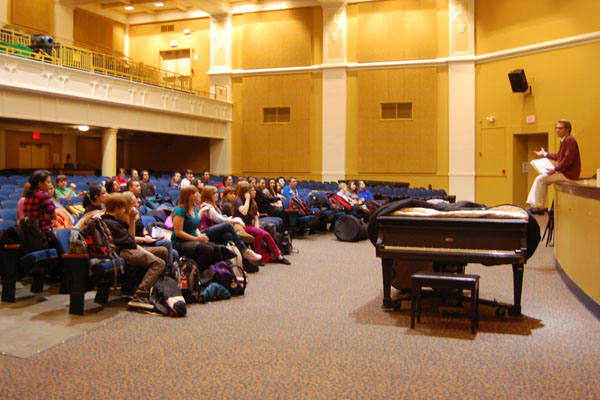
[508,69,529,93]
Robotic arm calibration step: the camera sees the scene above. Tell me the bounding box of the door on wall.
[513,133,547,207]
[19,143,50,169]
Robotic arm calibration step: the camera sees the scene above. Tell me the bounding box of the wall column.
[448,0,475,201]
[53,0,74,46]
[101,128,118,177]
[0,129,6,170]
[322,4,347,182]
[209,15,232,176]
[0,1,8,26]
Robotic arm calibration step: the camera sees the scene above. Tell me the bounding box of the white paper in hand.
[530,158,554,174]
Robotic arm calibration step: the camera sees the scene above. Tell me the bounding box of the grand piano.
[371,201,540,316]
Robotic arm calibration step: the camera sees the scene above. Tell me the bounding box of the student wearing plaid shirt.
[23,170,56,237]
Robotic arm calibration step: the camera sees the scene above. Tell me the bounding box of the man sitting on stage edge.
[526,119,581,214]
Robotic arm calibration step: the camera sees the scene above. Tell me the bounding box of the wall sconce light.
[183,29,192,35]
[77,125,89,132]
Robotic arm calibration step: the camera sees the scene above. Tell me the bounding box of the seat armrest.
[62,253,90,259]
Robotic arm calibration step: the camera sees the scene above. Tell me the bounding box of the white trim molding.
[207,31,600,77]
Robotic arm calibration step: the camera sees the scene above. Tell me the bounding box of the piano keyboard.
[383,245,516,255]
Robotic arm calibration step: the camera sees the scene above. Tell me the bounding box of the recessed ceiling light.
[77,125,89,132]
[155,2,164,6]
[124,6,134,11]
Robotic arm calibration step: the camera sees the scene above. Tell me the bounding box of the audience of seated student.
[101,193,167,309]
[169,172,181,188]
[47,181,74,229]
[170,185,223,271]
[181,169,194,188]
[201,170,211,186]
[283,177,299,199]
[234,182,291,264]
[115,168,128,192]
[140,170,156,199]
[277,176,286,192]
[337,182,369,222]
[255,178,284,219]
[16,182,30,221]
[358,180,375,202]
[55,175,81,199]
[275,181,286,200]
[127,179,142,204]
[23,170,57,242]
[222,175,234,189]
[130,169,139,181]
[122,191,177,274]
[76,182,107,229]
[336,182,351,203]
[221,187,238,218]
[199,186,262,261]
[346,181,364,205]
[105,179,121,194]
[220,186,254,244]
[190,178,204,192]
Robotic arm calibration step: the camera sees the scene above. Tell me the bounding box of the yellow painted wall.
[234,73,320,178]
[128,18,211,94]
[354,0,438,63]
[9,0,53,35]
[475,41,600,206]
[230,7,323,179]
[476,0,600,54]
[345,0,449,190]
[73,8,124,54]
[235,8,319,69]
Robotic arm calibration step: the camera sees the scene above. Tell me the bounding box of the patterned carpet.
[0,215,599,399]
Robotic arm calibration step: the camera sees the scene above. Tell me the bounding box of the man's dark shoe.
[275,257,291,265]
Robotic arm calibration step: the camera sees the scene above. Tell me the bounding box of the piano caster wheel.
[495,307,507,318]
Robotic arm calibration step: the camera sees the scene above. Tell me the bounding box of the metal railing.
[0,27,224,100]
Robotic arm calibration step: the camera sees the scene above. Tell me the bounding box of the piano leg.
[510,263,524,316]
[381,258,396,309]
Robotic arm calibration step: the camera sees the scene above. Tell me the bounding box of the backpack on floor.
[149,276,187,317]
[334,214,369,242]
[171,256,201,304]
[199,261,247,296]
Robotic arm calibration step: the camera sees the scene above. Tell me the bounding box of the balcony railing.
[0,27,223,100]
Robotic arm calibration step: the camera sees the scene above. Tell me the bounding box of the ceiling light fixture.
[155,2,164,6]
[124,5,134,10]
[77,125,89,132]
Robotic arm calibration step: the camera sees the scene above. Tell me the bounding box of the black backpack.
[278,230,294,255]
[309,194,331,211]
[171,256,201,303]
[82,217,118,259]
[18,217,48,252]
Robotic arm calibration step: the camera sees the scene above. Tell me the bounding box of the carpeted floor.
[0,215,599,399]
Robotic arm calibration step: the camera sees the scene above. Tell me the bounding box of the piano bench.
[410,271,480,334]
